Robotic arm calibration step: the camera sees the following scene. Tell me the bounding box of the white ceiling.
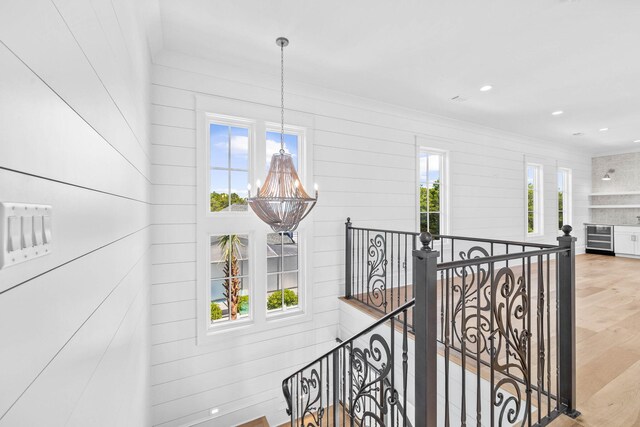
[157,0,640,153]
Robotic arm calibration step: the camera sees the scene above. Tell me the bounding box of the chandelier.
[247,37,318,233]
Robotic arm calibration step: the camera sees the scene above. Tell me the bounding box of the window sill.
[267,307,304,322]
[206,317,254,336]
[198,308,311,346]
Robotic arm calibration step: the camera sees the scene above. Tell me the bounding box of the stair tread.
[237,416,270,427]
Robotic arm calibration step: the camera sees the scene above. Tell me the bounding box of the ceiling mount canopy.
[247,37,318,233]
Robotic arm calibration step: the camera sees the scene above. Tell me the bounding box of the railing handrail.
[282,298,416,385]
[435,233,559,249]
[348,223,559,250]
[437,246,569,270]
[349,225,419,236]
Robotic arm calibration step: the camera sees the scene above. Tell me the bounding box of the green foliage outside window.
[238,295,249,314]
[420,180,440,235]
[558,190,564,230]
[210,191,247,212]
[528,183,534,233]
[211,302,223,321]
[267,289,299,310]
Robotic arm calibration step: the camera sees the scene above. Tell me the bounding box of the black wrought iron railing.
[282,219,579,426]
[282,299,415,426]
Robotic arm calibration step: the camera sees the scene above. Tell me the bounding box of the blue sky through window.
[210,123,249,208]
[420,152,441,187]
[266,131,298,170]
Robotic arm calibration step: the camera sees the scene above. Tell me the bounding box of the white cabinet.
[615,226,640,257]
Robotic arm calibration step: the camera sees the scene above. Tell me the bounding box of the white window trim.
[526,163,544,237]
[195,95,315,345]
[416,145,449,236]
[557,167,572,234]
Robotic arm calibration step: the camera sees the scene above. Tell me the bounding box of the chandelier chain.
[280,41,285,154]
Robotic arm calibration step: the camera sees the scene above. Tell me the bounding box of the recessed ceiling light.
[599,128,609,132]
[552,111,564,116]
[480,85,492,92]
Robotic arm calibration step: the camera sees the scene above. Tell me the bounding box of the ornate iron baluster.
[367,233,388,310]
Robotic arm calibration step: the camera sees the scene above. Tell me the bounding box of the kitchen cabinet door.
[615,232,637,255]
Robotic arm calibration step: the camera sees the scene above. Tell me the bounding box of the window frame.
[195,96,315,345]
[557,167,572,233]
[206,114,256,217]
[526,163,544,237]
[417,147,449,236]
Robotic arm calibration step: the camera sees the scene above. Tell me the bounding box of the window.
[558,168,572,231]
[210,234,250,324]
[419,149,445,236]
[526,164,543,235]
[267,232,299,313]
[209,123,249,212]
[196,102,314,342]
[266,130,298,170]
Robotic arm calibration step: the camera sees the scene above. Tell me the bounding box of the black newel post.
[345,217,352,299]
[557,225,580,418]
[413,232,438,427]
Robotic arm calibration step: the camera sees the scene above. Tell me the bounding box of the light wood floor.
[552,254,640,427]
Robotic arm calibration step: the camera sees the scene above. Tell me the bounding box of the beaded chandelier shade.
[247,37,318,233]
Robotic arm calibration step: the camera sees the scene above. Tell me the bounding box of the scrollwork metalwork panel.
[367,234,388,310]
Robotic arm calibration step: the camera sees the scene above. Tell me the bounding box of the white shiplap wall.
[0,1,153,425]
[149,50,590,427]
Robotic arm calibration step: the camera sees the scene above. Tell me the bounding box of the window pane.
[419,151,428,187]
[282,253,298,272]
[527,167,535,186]
[419,150,444,235]
[230,126,249,170]
[233,235,249,276]
[210,170,229,212]
[266,231,300,313]
[266,131,298,170]
[267,232,282,273]
[267,274,280,292]
[210,124,229,169]
[429,213,440,236]
[211,279,227,304]
[558,211,563,231]
[230,171,248,210]
[427,154,441,187]
[420,213,428,233]
[236,279,250,317]
[528,212,534,233]
[210,262,226,280]
[282,272,298,293]
[267,274,298,311]
[267,232,298,273]
[267,255,280,274]
[419,185,428,213]
[428,180,440,213]
[210,234,249,325]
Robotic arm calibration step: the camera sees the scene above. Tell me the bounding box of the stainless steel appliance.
[585,224,614,254]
